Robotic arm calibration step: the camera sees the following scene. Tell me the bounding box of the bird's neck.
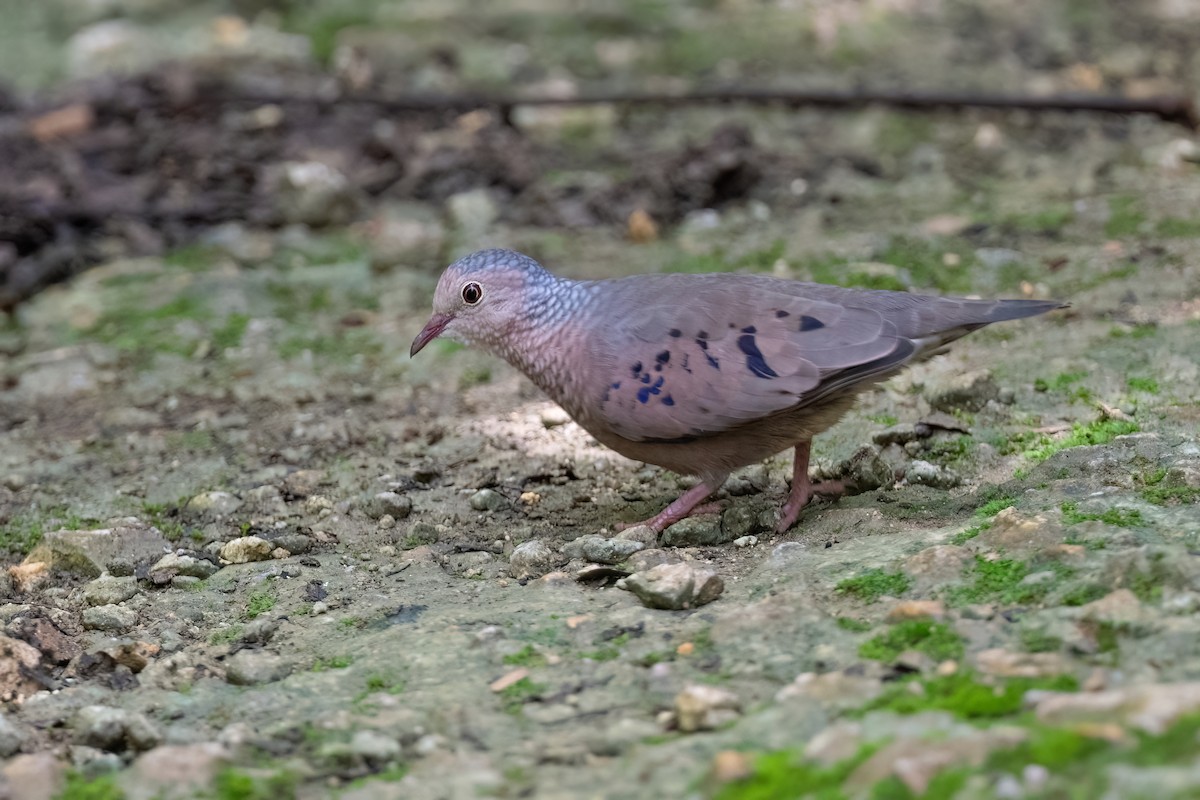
[489,277,596,405]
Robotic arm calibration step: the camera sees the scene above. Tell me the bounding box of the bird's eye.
[461,282,483,305]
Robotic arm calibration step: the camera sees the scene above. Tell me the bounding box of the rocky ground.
[2,1,1200,799]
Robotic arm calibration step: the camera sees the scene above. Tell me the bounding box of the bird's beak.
[410,313,452,357]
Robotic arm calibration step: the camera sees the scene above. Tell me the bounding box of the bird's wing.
[590,274,1059,443]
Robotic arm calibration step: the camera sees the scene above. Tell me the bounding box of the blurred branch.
[227,86,1200,129]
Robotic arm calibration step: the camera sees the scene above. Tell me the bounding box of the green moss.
[640,652,672,668]
[877,237,978,293]
[502,645,547,668]
[84,292,210,363]
[362,676,405,695]
[1108,323,1156,340]
[709,742,881,800]
[311,655,353,671]
[1138,467,1200,506]
[281,8,374,65]
[1034,371,1086,393]
[344,763,410,789]
[1104,195,1146,238]
[663,252,730,274]
[856,672,1078,720]
[140,500,188,541]
[0,513,48,556]
[836,569,912,603]
[858,620,964,663]
[498,677,545,714]
[53,771,125,800]
[1061,583,1108,607]
[949,522,989,546]
[210,768,298,800]
[1019,628,1063,653]
[1060,502,1144,527]
[1033,372,1095,404]
[924,435,975,466]
[350,671,408,710]
[1128,713,1200,766]
[583,631,631,660]
[212,313,251,351]
[868,414,899,426]
[662,241,787,275]
[1022,419,1140,463]
[975,493,1016,517]
[1005,205,1074,233]
[920,714,1200,798]
[986,725,1108,774]
[714,713,1200,798]
[164,244,224,272]
[277,329,383,363]
[949,556,1074,607]
[837,617,873,633]
[1126,377,1159,394]
[521,624,567,648]
[244,590,277,620]
[1095,621,1124,655]
[582,645,621,661]
[458,366,493,388]
[798,236,978,295]
[1128,571,1164,604]
[1154,216,1200,238]
[265,282,333,322]
[877,113,934,158]
[168,430,216,452]
[209,625,243,645]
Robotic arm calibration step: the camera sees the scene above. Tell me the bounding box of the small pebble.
[711,750,752,783]
[540,406,571,427]
[733,535,758,548]
[470,488,507,511]
[378,514,396,530]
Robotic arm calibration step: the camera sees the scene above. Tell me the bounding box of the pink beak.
[410,313,452,357]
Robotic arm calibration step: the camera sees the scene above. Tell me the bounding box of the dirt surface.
[2,2,1200,799]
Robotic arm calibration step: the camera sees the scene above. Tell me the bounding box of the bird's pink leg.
[776,441,851,533]
[616,480,723,533]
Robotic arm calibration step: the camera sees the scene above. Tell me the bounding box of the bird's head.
[410,249,552,357]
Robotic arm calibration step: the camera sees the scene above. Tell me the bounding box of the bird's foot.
[615,481,722,533]
[775,479,853,534]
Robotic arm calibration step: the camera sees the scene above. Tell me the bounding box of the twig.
[220,86,1200,129]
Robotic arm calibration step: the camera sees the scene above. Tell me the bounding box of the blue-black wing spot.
[662,394,675,406]
[775,309,790,318]
[695,339,708,351]
[738,334,779,379]
[630,361,643,377]
[799,315,825,331]
[741,325,757,334]
[697,330,709,340]
[668,328,681,338]
[636,376,666,404]
[656,350,670,364]
[611,382,621,389]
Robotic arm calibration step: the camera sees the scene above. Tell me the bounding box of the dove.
[411,249,1065,534]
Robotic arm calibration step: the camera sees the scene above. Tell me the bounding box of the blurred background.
[3,0,1200,316]
[2,2,1200,799]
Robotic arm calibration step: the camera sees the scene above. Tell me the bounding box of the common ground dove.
[411,249,1065,533]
